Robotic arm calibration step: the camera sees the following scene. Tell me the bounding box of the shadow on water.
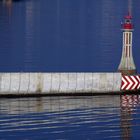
[0,95,140,139]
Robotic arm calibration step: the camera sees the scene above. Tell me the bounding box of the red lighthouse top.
[122,13,133,30]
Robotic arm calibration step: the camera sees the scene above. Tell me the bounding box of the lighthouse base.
[118,69,137,75]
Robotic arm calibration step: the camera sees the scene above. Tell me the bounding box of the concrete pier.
[0,73,122,95]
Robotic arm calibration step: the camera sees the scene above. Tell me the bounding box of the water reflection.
[0,96,121,114]
[25,1,35,70]
[0,95,140,139]
[120,95,140,140]
[2,0,12,16]
[24,0,41,71]
[2,0,20,14]
[99,0,116,69]
[0,0,129,72]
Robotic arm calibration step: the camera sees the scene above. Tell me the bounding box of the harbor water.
[1,0,140,139]
[0,95,140,140]
[0,0,140,72]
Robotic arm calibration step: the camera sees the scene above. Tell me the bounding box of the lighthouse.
[118,13,136,75]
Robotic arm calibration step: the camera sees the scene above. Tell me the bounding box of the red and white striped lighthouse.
[118,13,136,75]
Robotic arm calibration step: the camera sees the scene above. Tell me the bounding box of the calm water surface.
[0,0,140,72]
[0,95,140,140]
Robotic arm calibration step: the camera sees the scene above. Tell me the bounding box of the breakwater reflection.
[0,95,140,139]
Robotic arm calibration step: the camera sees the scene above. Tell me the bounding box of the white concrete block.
[59,73,69,92]
[1,73,11,93]
[19,73,30,93]
[76,73,85,92]
[92,73,100,91]
[85,73,93,92]
[106,73,114,91]
[36,73,43,93]
[0,72,122,94]
[42,73,52,93]
[10,73,20,93]
[28,73,38,93]
[68,73,77,92]
[51,73,60,93]
[0,73,2,92]
[99,73,107,92]
[113,73,122,91]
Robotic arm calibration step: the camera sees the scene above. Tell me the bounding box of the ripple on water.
[0,95,140,139]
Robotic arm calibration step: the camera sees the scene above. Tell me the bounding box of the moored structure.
[118,13,136,75]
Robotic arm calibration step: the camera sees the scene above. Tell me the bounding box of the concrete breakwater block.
[0,73,122,95]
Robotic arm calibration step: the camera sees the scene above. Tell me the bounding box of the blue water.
[0,95,140,140]
[0,0,140,72]
[1,1,140,139]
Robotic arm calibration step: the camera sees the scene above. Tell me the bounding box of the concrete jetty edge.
[0,72,139,97]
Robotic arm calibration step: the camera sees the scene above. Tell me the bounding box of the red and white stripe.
[121,75,140,90]
[121,95,140,108]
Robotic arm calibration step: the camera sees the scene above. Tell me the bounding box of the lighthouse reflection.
[120,95,140,140]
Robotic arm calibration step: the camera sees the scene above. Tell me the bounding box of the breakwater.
[0,73,122,95]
